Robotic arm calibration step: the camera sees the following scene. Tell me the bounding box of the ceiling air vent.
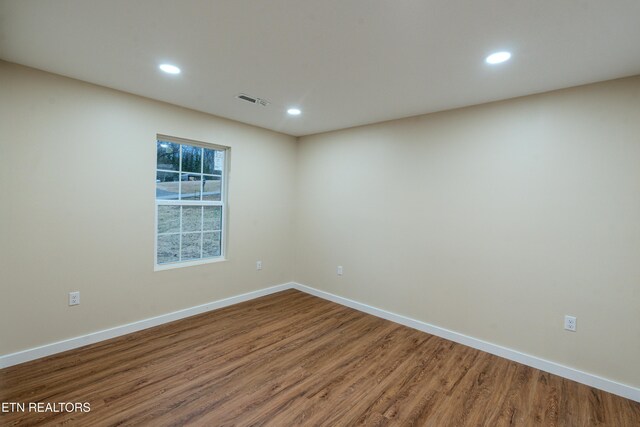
[236,93,270,107]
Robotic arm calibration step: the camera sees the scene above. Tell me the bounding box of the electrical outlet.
[337,266,343,276]
[564,315,576,332]
[69,291,80,306]
[256,260,262,270]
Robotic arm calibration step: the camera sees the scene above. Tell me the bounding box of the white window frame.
[154,135,229,271]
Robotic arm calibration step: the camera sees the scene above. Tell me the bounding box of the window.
[155,136,227,269]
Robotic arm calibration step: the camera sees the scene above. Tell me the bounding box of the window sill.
[154,256,226,272]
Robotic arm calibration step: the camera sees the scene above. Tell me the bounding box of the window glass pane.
[156,140,180,171]
[156,171,180,200]
[180,174,202,200]
[203,206,222,231]
[202,175,222,201]
[157,234,180,264]
[182,206,202,232]
[203,148,224,175]
[203,148,215,175]
[215,150,225,174]
[203,232,221,258]
[157,205,180,233]
[181,145,202,173]
[181,233,202,260]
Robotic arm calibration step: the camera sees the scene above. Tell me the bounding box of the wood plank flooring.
[1,289,638,426]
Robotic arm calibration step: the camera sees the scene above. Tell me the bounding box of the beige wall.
[0,62,297,354]
[295,76,640,388]
[2,60,639,390]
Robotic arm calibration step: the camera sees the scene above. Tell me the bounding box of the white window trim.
[154,135,229,271]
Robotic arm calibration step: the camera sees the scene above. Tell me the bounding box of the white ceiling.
[1,1,639,137]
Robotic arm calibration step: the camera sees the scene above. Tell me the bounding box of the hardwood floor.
[1,289,638,426]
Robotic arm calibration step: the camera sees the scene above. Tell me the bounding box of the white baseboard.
[0,282,293,369]
[291,282,640,403]
[2,281,638,403]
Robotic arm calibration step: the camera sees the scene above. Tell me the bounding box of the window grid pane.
[181,233,201,260]
[203,232,221,258]
[156,140,180,171]
[158,205,180,233]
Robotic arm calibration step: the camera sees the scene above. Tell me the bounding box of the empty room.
[1,1,639,425]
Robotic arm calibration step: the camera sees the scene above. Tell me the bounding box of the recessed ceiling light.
[485,51,511,65]
[287,108,301,116]
[159,64,181,74]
